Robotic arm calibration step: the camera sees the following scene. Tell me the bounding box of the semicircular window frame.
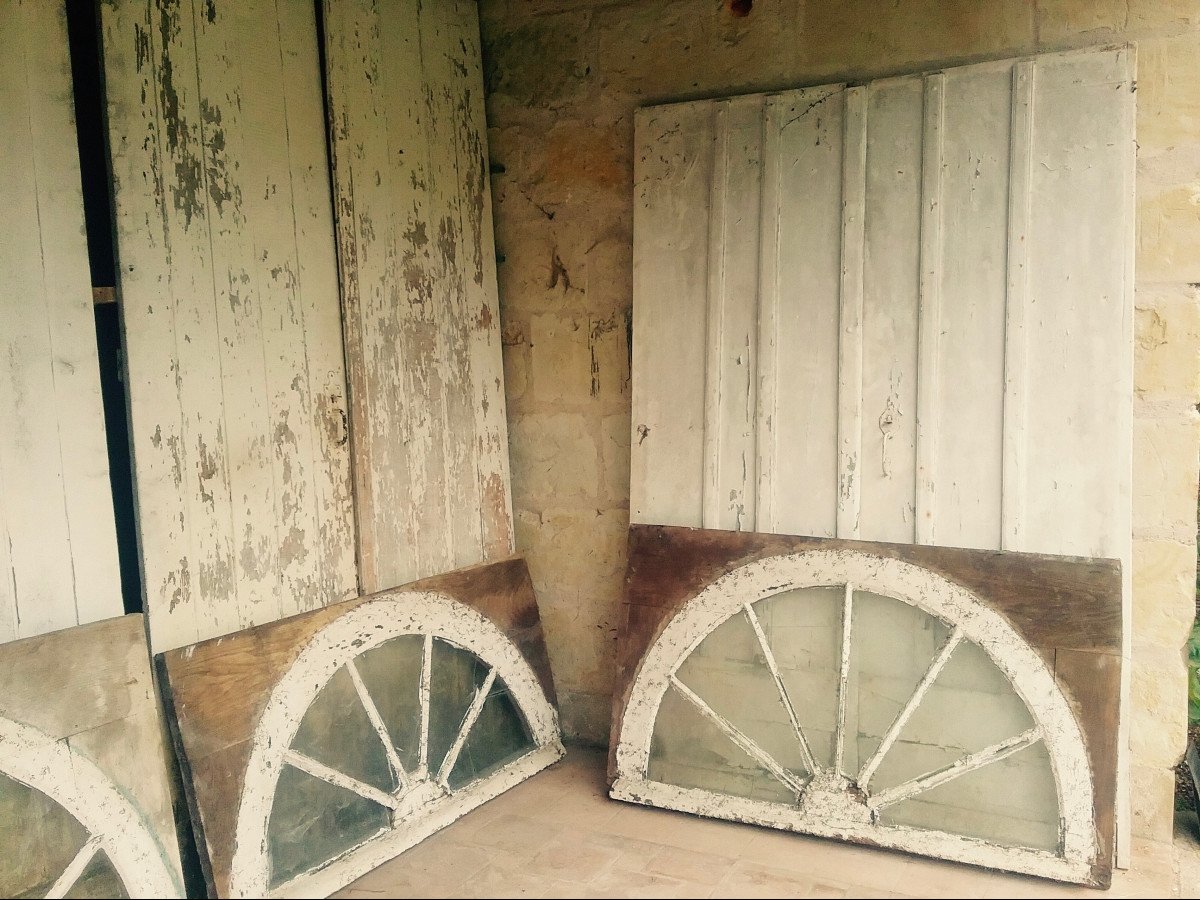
[612,549,1098,885]
[231,590,564,899]
[0,716,183,899]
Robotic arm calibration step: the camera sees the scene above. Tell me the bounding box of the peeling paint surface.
[323,0,514,595]
[614,549,1099,884]
[100,0,357,652]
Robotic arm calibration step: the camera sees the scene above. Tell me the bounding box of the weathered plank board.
[323,0,513,595]
[0,0,123,643]
[100,0,357,653]
[629,44,1135,860]
[0,615,185,897]
[610,524,1122,886]
[159,557,559,898]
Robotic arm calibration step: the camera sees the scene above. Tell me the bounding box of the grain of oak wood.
[609,524,1122,885]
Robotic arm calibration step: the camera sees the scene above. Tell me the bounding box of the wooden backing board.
[100,0,357,654]
[610,524,1121,884]
[159,557,555,898]
[323,0,514,595]
[0,615,185,897]
[0,0,124,643]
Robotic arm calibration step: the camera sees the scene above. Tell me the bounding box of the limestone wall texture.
[478,0,1200,842]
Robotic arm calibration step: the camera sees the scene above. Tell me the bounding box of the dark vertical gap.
[313,0,367,597]
[65,0,142,615]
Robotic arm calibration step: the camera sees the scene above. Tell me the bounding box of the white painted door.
[631,45,1134,858]
[101,0,357,652]
[0,0,124,643]
[323,0,514,594]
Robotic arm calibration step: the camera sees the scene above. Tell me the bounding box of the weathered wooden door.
[323,0,515,595]
[101,0,357,652]
[0,0,124,643]
[631,46,1135,858]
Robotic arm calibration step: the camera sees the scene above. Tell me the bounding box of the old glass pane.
[868,635,1058,850]
[0,771,92,898]
[267,764,389,888]
[427,639,486,775]
[355,634,426,774]
[63,850,128,899]
[291,666,395,794]
[446,679,535,790]
[649,680,796,803]
[646,584,1062,851]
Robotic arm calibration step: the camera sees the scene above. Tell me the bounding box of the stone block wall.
[479,0,1200,842]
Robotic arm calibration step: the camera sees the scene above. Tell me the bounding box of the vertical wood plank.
[703,96,763,531]
[1001,60,1035,553]
[0,0,123,642]
[324,0,512,593]
[836,87,867,540]
[858,77,923,545]
[932,61,1012,551]
[272,3,359,610]
[1021,47,1135,866]
[630,102,715,526]
[701,104,730,529]
[754,98,780,533]
[767,85,846,539]
[914,74,944,546]
[103,0,356,652]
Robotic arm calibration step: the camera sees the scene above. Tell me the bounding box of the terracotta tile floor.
[335,748,1200,899]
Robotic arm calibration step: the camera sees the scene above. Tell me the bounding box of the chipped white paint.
[629,44,1134,857]
[231,591,563,898]
[613,550,1097,883]
[322,0,514,594]
[0,0,123,643]
[0,716,182,898]
[100,0,357,653]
